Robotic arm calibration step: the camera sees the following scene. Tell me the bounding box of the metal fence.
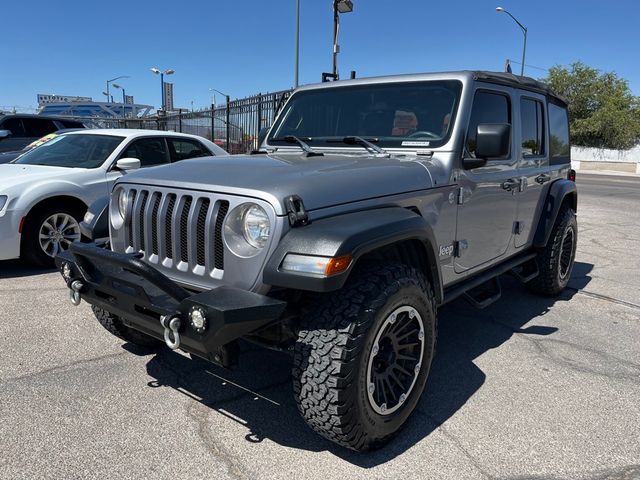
[74,89,293,154]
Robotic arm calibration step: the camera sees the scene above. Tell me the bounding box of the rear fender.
[533,179,577,247]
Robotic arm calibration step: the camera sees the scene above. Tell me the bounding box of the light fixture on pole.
[111,83,128,118]
[105,75,129,103]
[496,7,527,77]
[331,0,353,80]
[150,67,175,112]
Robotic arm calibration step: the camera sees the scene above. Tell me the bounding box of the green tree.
[544,62,640,149]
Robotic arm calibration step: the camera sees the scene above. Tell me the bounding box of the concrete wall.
[571,145,640,174]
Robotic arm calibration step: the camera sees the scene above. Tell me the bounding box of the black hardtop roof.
[0,113,86,121]
[471,71,567,105]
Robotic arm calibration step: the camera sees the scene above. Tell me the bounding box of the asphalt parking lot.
[1,172,639,480]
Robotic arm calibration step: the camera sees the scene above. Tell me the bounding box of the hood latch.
[284,195,310,227]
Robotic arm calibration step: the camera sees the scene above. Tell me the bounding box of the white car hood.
[0,164,86,189]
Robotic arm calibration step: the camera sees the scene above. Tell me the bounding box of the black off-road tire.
[528,205,577,296]
[92,305,161,348]
[292,263,437,451]
[21,204,85,267]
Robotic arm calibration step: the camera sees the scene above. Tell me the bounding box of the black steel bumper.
[56,243,287,364]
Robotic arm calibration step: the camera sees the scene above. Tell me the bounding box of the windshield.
[15,134,123,168]
[269,80,462,150]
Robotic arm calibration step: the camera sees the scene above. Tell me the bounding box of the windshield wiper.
[327,136,390,157]
[272,135,323,157]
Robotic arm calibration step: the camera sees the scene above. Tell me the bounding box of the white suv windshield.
[269,80,462,150]
[15,134,123,168]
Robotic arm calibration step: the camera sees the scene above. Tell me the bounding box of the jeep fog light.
[281,254,352,277]
[189,307,207,333]
[61,262,72,281]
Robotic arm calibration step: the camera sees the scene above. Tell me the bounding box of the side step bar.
[463,277,502,309]
[442,253,537,307]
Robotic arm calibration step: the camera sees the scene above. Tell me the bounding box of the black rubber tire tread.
[21,204,85,267]
[292,262,437,451]
[528,205,577,296]
[92,305,161,348]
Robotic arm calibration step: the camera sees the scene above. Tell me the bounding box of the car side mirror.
[463,123,511,169]
[115,158,141,171]
[258,127,270,147]
[0,129,12,139]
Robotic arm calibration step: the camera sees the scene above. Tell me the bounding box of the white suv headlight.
[0,195,7,212]
[224,203,271,257]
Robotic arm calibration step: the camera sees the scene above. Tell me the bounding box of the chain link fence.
[67,89,293,154]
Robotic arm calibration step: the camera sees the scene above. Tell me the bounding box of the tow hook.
[160,315,181,350]
[69,280,84,306]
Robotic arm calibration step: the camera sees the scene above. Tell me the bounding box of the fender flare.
[80,196,110,241]
[533,179,578,248]
[263,207,443,302]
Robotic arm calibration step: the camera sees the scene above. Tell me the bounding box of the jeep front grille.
[123,188,230,275]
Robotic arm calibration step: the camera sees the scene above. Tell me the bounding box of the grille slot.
[137,191,149,251]
[150,193,161,255]
[214,201,229,270]
[165,194,176,260]
[126,190,137,248]
[179,197,193,263]
[196,199,210,267]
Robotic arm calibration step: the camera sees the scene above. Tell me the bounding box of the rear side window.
[168,138,210,161]
[1,118,26,136]
[21,118,57,137]
[548,102,570,165]
[520,98,545,157]
[466,91,511,159]
[122,138,169,167]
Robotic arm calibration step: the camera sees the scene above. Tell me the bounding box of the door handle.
[501,178,519,191]
[535,173,551,184]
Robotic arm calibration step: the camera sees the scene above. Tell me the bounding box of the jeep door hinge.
[457,187,471,205]
[284,195,310,227]
[453,239,468,257]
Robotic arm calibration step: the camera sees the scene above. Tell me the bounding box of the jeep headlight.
[117,189,129,219]
[224,203,271,257]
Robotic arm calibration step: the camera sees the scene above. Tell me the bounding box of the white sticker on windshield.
[401,141,430,147]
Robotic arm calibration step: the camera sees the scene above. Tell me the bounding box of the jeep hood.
[118,153,435,214]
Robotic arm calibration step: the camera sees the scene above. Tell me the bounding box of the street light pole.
[294,0,300,88]
[496,7,528,77]
[112,83,128,119]
[150,67,175,112]
[331,0,353,81]
[105,75,129,103]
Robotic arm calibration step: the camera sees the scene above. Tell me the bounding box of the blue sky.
[1,0,638,112]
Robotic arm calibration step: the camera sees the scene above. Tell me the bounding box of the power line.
[507,59,550,73]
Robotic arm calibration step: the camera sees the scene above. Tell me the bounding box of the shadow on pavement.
[142,263,593,466]
[0,260,54,279]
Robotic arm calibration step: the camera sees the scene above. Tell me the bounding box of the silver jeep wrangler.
[58,71,577,451]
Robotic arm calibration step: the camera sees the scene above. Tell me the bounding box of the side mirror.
[115,158,141,171]
[0,129,12,139]
[476,123,510,158]
[464,123,511,169]
[258,127,270,147]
